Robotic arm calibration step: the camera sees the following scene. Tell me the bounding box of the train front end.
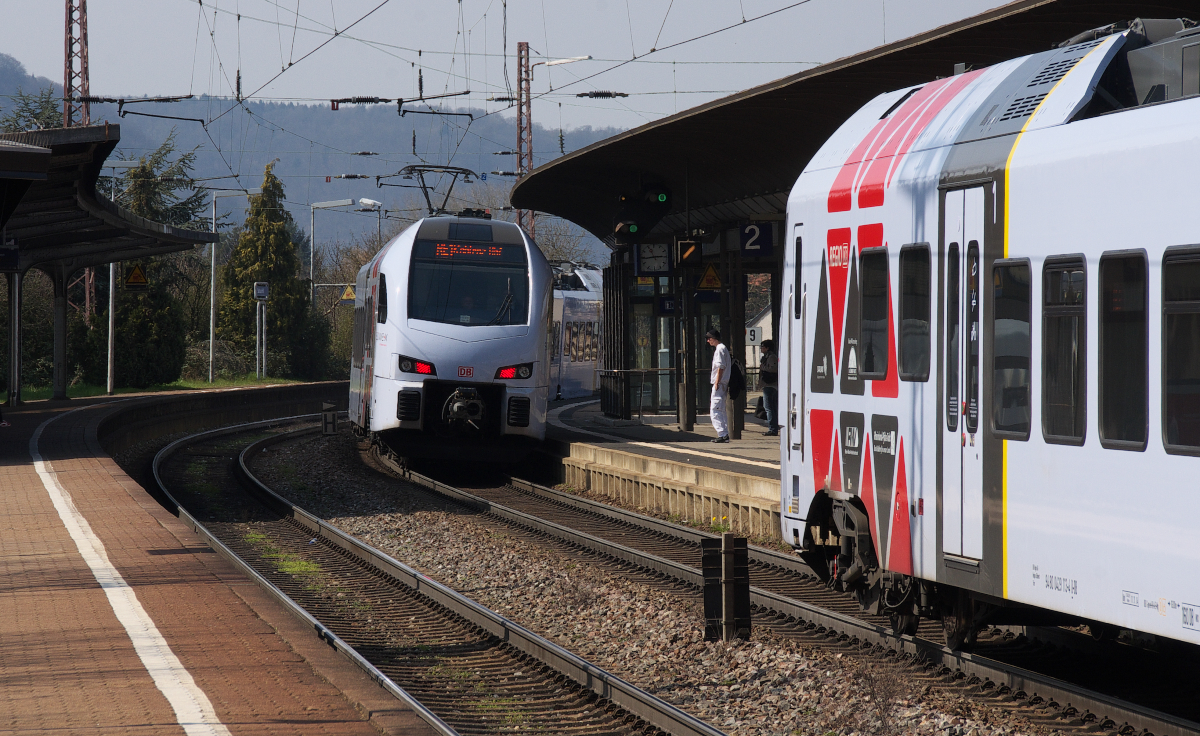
[350,214,552,459]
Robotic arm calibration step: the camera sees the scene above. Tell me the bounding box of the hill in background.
[0,52,621,254]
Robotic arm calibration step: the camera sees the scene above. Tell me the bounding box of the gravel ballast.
[250,428,1062,736]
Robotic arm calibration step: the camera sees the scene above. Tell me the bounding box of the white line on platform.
[30,405,233,736]
[548,401,781,472]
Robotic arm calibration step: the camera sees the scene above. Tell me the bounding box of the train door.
[941,187,985,560]
[788,224,804,462]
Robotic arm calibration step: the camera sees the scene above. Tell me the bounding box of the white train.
[550,263,603,399]
[349,213,553,459]
[780,18,1200,647]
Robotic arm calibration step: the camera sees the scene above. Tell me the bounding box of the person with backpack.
[759,339,780,436]
[706,328,731,443]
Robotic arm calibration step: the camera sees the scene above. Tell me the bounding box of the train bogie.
[781,19,1200,648]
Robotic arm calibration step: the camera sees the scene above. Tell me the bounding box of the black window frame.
[991,258,1033,441]
[858,246,890,381]
[1041,255,1087,446]
[898,243,931,382]
[376,273,388,324]
[793,233,803,319]
[1098,249,1149,452]
[1161,244,1200,456]
[945,242,960,433]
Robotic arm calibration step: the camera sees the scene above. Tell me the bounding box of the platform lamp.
[210,188,261,383]
[357,198,383,242]
[310,199,355,302]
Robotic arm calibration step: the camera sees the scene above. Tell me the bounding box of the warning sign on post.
[339,285,356,304]
[697,263,722,290]
[124,264,149,290]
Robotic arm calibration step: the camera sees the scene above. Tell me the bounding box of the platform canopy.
[0,139,51,230]
[0,124,217,275]
[511,0,1199,243]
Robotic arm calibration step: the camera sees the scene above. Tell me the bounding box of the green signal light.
[657,193,667,202]
[629,224,639,233]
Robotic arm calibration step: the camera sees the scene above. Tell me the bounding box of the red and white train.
[780,18,1200,647]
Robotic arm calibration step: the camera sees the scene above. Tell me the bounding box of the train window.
[946,244,960,432]
[992,261,1031,439]
[448,222,493,242]
[965,243,980,435]
[1042,258,1087,444]
[376,274,388,324]
[1163,250,1200,453]
[793,234,802,319]
[408,240,529,326]
[1099,252,1148,450]
[899,244,930,382]
[859,247,889,379]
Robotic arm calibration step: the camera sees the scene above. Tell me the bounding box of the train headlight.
[399,355,436,375]
[495,363,534,380]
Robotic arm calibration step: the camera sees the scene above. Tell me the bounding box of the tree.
[218,161,329,379]
[0,87,60,132]
[73,132,208,387]
[114,128,209,229]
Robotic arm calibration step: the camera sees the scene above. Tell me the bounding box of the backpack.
[728,359,745,400]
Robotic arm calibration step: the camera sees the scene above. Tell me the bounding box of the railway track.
[369,448,1200,736]
[153,417,726,736]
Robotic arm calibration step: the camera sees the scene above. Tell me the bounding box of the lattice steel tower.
[63,0,91,127]
[516,42,534,237]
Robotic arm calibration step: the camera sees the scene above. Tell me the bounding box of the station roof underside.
[510,0,1199,243]
[0,140,51,228]
[1,125,217,275]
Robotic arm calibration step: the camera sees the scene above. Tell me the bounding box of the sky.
[5,0,1012,132]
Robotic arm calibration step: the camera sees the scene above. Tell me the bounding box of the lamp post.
[103,160,137,396]
[357,198,382,242]
[310,199,355,302]
[210,188,261,383]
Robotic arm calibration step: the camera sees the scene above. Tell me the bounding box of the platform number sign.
[740,222,774,258]
[746,326,762,346]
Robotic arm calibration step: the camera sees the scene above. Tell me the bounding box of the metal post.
[51,269,67,400]
[106,261,114,394]
[262,300,267,379]
[314,204,319,301]
[516,41,535,237]
[6,271,20,405]
[255,301,261,379]
[210,194,216,382]
[721,533,751,641]
[377,207,382,243]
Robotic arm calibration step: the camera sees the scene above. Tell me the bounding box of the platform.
[545,396,785,540]
[0,395,433,736]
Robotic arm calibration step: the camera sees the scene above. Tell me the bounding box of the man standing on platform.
[707,329,730,443]
[760,339,780,436]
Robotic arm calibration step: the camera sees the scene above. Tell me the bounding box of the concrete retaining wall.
[98,381,350,456]
[562,443,783,540]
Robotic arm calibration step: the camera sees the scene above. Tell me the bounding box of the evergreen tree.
[218,161,329,379]
[74,132,205,387]
[0,86,60,132]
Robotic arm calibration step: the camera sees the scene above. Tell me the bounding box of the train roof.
[415,214,527,245]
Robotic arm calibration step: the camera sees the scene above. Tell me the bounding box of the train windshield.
[408,239,530,326]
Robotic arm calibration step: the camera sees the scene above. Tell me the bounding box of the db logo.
[458,366,474,378]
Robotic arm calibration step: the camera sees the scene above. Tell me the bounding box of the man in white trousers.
[707,329,730,443]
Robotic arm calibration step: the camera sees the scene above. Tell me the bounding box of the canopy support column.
[7,271,22,405]
[52,267,69,400]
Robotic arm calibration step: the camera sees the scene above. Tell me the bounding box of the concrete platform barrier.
[561,443,783,540]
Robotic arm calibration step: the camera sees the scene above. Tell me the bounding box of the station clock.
[637,242,670,275]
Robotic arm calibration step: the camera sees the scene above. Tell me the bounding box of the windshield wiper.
[487,277,514,325]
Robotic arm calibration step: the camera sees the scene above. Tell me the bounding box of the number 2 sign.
[740,222,774,258]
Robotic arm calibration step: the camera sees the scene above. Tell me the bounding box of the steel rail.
[151,416,461,736]
[235,425,727,736]
[371,454,1200,736]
